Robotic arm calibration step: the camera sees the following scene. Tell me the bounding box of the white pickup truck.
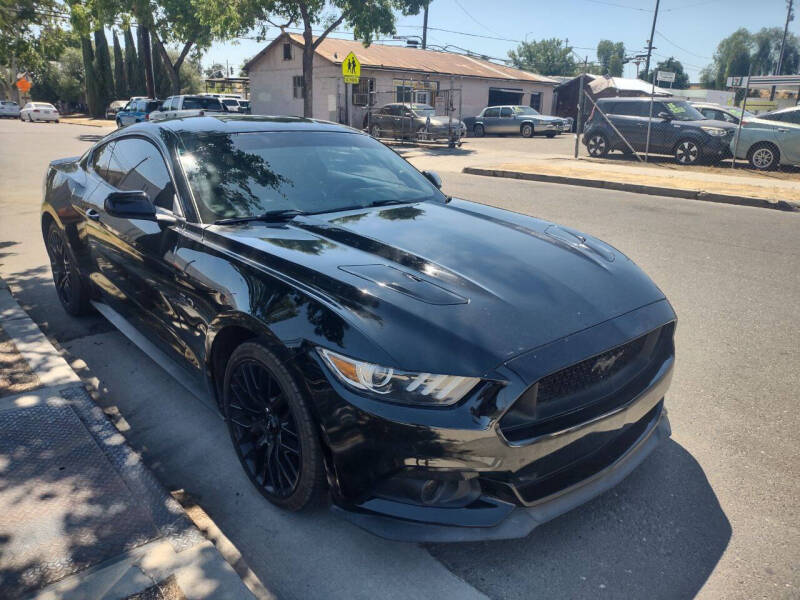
[149,95,229,121]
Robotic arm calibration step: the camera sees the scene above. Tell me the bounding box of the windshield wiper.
[368,199,415,207]
[214,209,305,225]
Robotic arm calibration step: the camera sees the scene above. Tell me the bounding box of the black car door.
[83,135,199,366]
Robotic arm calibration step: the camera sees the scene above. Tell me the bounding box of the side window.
[107,138,176,211]
[161,99,170,111]
[386,105,401,116]
[485,107,500,118]
[613,103,640,117]
[699,108,714,119]
[500,107,513,118]
[91,142,116,182]
[783,111,800,124]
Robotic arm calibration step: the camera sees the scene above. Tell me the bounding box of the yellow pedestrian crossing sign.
[342,52,360,84]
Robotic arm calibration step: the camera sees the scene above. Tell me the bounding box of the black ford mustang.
[41,116,675,542]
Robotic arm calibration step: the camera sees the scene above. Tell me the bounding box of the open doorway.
[488,87,523,106]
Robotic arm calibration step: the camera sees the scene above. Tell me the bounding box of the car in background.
[105,100,128,120]
[238,100,251,114]
[367,103,466,142]
[757,105,800,125]
[20,102,59,122]
[221,98,243,112]
[150,95,228,121]
[465,106,567,138]
[692,102,753,126]
[728,114,800,170]
[582,97,736,165]
[0,100,20,118]
[116,98,162,127]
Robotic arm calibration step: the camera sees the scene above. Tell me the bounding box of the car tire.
[521,123,534,138]
[116,119,122,128]
[223,342,326,512]
[674,139,702,165]
[586,133,609,157]
[545,132,556,138]
[370,124,381,138]
[45,222,92,316]
[473,124,485,137]
[747,142,779,171]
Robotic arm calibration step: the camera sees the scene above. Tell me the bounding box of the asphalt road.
[0,118,797,599]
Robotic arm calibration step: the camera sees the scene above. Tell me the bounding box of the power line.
[655,29,711,59]
[452,0,502,37]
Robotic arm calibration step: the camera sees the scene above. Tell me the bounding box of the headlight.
[701,126,727,137]
[317,348,480,406]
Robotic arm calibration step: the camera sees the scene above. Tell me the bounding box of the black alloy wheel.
[674,139,702,165]
[473,124,485,137]
[521,123,534,138]
[223,342,326,511]
[587,133,609,157]
[45,223,90,315]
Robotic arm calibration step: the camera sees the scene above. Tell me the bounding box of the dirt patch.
[0,325,40,397]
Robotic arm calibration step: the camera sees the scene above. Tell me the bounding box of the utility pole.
[643,0,660,82]
[422,2,429,49]
[771,0,794,101]
[574,56,588,159]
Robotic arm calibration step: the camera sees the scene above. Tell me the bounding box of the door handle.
[778,128,789,132]
[86,208,101,221]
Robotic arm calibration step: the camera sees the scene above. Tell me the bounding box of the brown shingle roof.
[273,33,556,83]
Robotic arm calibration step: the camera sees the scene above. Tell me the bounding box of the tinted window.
[484,107,500,117]
[500,107,513,117]
[182,97,224,110]
[767,110,800,124]
[385,105,401,116]
[107,138,175,210]
[659,100,704,121]
[611,102,648,117]
[91,142,115,181]
[178,131,445,222]
[144,101,161,113]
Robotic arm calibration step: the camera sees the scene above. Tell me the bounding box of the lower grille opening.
[500,323,674,443]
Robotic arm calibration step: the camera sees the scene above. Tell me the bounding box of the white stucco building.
[245,33,558,125]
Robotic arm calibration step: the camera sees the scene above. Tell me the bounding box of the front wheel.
[223,342,326,511]
[521,123,534,138]
[45,223,91,316]
[586,133,609,157]
[674,139,702,165]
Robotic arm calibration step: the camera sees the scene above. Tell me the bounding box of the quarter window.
[107,138,176,211]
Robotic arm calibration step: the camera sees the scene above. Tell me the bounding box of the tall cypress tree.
[112,31,126,100]
[81,35,98,115]
[151,37,172,99]
[93,30,114,116]
[123,28,142,97]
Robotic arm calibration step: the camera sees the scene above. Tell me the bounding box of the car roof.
[597,96,683,103]
[115,115,359,137]
[764,105,800,115]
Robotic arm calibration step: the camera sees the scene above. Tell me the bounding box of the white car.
[20,102,59,122]
[0,100,20,118]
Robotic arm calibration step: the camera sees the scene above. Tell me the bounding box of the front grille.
[537,335,647,404]
[499,323,674,443]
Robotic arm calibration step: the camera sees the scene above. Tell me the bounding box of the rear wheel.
[586,133,609,157]
[370,124,381,138]
[473,124,485,137]
[45,223,91,316]
[223,342,326,511]
[674,139,702,165]
[116,118,122,128]
[747,142,779,171]
[521,123,534,138]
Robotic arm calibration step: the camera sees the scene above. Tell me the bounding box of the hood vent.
[339,264,468,305]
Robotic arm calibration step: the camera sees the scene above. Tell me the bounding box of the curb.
[59,118,112,128]
[462,167,799,212]
[0,282,272,599]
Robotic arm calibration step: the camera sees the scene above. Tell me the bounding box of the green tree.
[93,29,113,115]
[80,35,98,114]
[702,28,752,89]
[507,38,576,76]
[640,56,690,89]
[112,30,127,99]
[123,27,143,97]
[596,40,625,76]
[255,0,428,118]
[151,35,171,99]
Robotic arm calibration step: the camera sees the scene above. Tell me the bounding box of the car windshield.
[512,106,540,115]
[223,99,239,106]
[177,130,444,222]
[661,100,704,121]
[411,105,436,117]
[182,97,224,110]
[34,103,55,109]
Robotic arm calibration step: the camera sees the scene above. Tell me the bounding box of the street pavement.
[1,118,798,599]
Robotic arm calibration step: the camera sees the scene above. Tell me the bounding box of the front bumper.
[305,300,676,542]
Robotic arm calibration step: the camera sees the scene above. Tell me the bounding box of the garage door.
[488,87,523,106]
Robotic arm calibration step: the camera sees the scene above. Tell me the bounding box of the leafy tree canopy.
[508,38,576,76]
[640,56,690,89]
[596,40,625,77]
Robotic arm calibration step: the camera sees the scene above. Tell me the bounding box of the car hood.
[210,200,666,375]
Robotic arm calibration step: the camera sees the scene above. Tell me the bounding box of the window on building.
[529,92,541,112]
[293,75,305,99]
[352,78,375,106]
[283,43,292,61]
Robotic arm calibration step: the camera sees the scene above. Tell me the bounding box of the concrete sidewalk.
[59,115,115,128]
[0,282,269,600]
[463,155,800,211]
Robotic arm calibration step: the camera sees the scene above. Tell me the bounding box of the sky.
[201,0,795,82]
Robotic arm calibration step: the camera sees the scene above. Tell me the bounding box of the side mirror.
[423,170,442,189]
[105,191,156,221]
[657,111,673,121]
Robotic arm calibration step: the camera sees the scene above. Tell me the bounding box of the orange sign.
[16,77,31,93]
